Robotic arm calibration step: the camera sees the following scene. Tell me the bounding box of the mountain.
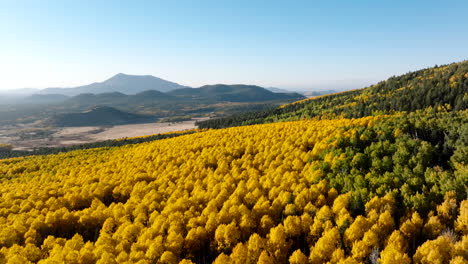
[265,87,338,97]
[37,73,187,96]
[265,87,291,93]
[58,84,305,109]
[49,106,155,127]
[301,89,338,97]
[168,84,305,102]
[65,90,175,107]
[198,60,468,128]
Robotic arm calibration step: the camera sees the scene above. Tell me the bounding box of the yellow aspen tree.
[453,234,467,259]
[330,248,346,263]
[247,233,265,263]
[436,191,458,224]
[230,242,248,264]
[289,249,308,264]
[166,231,184,257]
[344,215,370,248]
[400,212,423,241]
[332,193,351,215]
[213,253,232,264]
[423,215,445,239]
[455,200,467,235]
[379,231,411,264]
[259,215,275,236]
[267,224,291,262]
[159,251,178,264]
[374,210,395,239]
[284,215,302,237]
[257,250,275,264]
[95,252,117,264]
[351,229,379,261]
[309,227,340,263]
[413,236,455,264]
[145,236,164,261]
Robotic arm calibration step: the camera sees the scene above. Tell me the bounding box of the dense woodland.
[0,62,467,263]
[197,61,468,129]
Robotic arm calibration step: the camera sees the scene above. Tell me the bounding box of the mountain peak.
[38,73,188,96]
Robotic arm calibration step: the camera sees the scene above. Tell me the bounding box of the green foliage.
[314,111,468,214]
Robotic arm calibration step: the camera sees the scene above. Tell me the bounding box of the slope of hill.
[65,90,174,107]
[0,110,466,263]
[197,61,468,128]
[37,73,187,95]
[49,106,154,127]
[167,84,305,102]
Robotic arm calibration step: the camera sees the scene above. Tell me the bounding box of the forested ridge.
[0,61,467,263]
[197,61,468,129]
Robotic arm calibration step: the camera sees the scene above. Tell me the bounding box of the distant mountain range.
[14,83,305,107]
[36,73,187,96]
[0,74,315,127]
[2,73,338,99]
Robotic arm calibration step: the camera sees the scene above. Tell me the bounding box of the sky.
[0,0,467,91]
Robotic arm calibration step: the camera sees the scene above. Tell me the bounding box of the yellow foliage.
[413,236,455,264]
[289,249,308,264]
[455,200,468,235]
[0,116,464,262]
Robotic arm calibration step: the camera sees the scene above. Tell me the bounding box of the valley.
[0,119,203,151]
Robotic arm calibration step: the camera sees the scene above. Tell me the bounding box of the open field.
[0,119,204,151]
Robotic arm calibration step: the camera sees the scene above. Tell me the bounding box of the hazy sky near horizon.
[0,0,467,91]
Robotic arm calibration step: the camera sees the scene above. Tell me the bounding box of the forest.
[0,61,467,263]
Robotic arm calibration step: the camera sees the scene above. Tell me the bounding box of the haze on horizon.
[0,0,467,92]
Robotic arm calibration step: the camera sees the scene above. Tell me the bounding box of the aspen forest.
[0,109,467,263]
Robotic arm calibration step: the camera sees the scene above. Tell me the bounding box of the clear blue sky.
[0,0,467,91]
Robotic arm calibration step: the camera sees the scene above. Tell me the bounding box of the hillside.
[37,73,187,96]
[64,90,174,107]
[197,61,468,129]
[0,110,466,263]
[167,84,304,102]
[49,106,155,127]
